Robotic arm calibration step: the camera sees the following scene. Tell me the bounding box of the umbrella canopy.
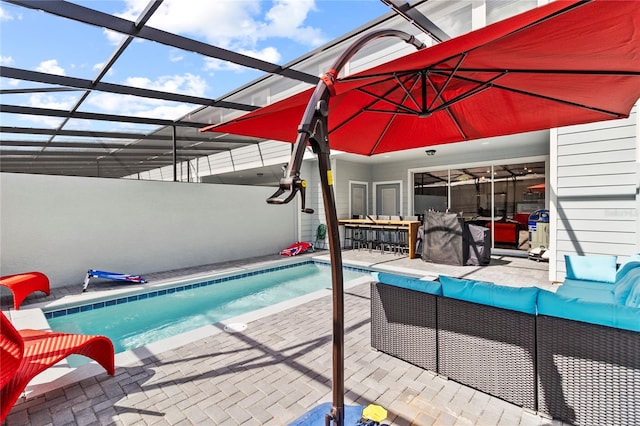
[203,0,640,155]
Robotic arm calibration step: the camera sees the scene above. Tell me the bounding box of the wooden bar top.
[338,219,420,226]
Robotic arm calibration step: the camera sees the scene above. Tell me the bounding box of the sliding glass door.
[413,161,545,253]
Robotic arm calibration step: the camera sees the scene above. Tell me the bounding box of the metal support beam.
[381,0,450,42]
[172,125,177,182]
[0,67,258,112]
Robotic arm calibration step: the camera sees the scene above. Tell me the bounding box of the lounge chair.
[0,312,115,422]
[0,272,50,310]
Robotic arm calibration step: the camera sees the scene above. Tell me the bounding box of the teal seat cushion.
[617,254,640,276]
[625,281,640,308]
[439,275,539,314]
[537,290,640,332]
[613,263,640,304]
[372,272,442,296]
[565,255,617,284]
[555,284,615,304]
[561,278,613,290]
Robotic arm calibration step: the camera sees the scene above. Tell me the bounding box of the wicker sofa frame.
[370,281,640,425]
[371,281,437,371]
[437,296,537,410]
[536,315,640,425]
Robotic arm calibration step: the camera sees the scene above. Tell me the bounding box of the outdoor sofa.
[370,258,640,426]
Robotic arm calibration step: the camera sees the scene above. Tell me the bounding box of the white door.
[376,183,400,216]
[350,182,367,218]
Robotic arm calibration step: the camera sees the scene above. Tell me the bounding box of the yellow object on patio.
[362,404,387,423]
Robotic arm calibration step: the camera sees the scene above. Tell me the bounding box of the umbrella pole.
[316,148,345,426]
[265,29,425,426]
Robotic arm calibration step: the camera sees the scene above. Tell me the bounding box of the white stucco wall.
[0,173,297,288]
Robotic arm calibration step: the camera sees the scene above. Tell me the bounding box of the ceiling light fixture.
[425,149,436,156]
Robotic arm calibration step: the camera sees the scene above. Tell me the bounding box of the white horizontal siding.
[558,162,637,177]
[556,127,636,150]
[557,148,635,166]
[556,240,633,258]
[557,219,637,232]
[556,184,636,197]
[556,230,633,245]
[553,106,639,280]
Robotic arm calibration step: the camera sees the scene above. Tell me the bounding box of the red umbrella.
[203,0,640,156]
[202,1,640,424]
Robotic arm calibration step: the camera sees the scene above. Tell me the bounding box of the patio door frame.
[408,155,548,256]
[373,180,402,216]
[348,180,369,219]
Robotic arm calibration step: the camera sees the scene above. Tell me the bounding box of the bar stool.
[396,227,409,255]
[353,225,368,250]
[343,225,354,249]
[367,225,382,252]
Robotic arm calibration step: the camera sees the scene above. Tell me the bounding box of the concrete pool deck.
[2,250,565,425]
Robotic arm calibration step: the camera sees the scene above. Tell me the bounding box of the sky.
[0,0,391,129]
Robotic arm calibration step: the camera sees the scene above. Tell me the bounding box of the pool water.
[47,262,367,354]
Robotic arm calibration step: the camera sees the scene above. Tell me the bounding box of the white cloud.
[0,56,14,66]
[204,46,281,72]
[124,73,207,97]
[93,62,115,77]
[0,6,17,21]
[103,28,128,46]
[260,0,324,45]
[85,73,207,120]
[29,93,75,110]
[36,59,66,76]
[86,91,194,121]
[25,93,76,127]
[169,50,184,62]
[113,0,325,63]
[134,103,195,120]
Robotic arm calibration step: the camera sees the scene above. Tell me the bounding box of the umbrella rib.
[444,107,469,140]
[355,74,422,115]
[368,110,397,156]
[393,72,422,111]
[430,69,630,118]
[427,53,467,110]
[429,73,505,113]
[428,68,640,77]
[426,71,505,141]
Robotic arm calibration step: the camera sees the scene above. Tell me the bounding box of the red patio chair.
[0,272,51,310]
[0,312,115,422]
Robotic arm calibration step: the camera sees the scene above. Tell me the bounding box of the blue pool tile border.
[44,261,370,320]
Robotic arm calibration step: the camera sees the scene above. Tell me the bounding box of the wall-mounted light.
[425,149,436,156]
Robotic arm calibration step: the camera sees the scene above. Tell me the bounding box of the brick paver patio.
[3,252,564,425]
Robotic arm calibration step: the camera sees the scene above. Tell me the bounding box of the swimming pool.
[46,261,368,354]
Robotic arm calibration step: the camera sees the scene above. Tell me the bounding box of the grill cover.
[422,211,464,265]
[465,223,491,266]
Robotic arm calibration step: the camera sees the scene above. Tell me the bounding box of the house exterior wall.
[0,173,297,288]
[550,106,639,281]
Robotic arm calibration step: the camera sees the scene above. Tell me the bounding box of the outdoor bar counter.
[338,219,421,258]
